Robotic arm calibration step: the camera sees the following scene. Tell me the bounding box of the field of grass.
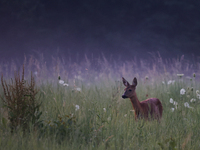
[0,55,200,150]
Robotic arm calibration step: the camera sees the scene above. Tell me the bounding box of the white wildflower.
[197,94,200,99]
[103,108,106,112]
[196,90,200,95]
[184,102,190,108]
[167,80,175,85]
[59,80,65,84]
[124,114,127,117]
[196,90,200,99]
[190,98,196,102]
[162,81,165,84]
[63,83,69,86]
[173,101,178,109]
[173,101,178,106]
[180,88,186,95]
[170,98,174,103]
[107,117,111,121]
[76,87,81,91]
[184,102,193,109]
[167,80,172,84]
[177,74,184,77]
[75,105,80,111]
[171,108,175,112]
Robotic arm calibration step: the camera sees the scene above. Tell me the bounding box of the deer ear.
[132,77,137,86]
[122,77,130,87]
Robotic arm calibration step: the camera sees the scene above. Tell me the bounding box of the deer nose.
[122,95,128,99]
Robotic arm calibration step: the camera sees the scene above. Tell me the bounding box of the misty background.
[0,0,200,63]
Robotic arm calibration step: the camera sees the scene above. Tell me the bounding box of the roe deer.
[122,77,163,121]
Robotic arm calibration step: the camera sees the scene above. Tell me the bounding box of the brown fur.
[122,77,163,121]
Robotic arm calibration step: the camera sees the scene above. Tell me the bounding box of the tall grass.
[1,65,42,133]
[0,54,200,149]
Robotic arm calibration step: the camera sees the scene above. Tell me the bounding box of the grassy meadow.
[0,55,200,150]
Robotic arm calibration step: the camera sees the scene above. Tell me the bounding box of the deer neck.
[129,93,142,112]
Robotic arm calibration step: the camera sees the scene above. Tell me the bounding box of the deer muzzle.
[122,95,128,99]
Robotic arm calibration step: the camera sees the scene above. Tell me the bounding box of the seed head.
[193,73,196,78]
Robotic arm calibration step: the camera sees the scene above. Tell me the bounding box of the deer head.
[122,77,137,99]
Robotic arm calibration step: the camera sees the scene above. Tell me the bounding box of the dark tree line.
[0,0,200,61]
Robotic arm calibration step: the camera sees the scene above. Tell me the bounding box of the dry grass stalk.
[182,133,192,150]
[1,65,42,133]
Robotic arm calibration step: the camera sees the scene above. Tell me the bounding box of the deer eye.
[129,89,132,92]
